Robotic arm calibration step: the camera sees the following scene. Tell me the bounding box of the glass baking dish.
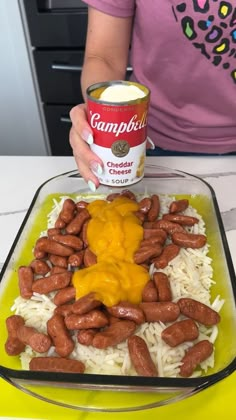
[0,165,235,412]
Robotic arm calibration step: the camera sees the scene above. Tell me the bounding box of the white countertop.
[0,155,235,420]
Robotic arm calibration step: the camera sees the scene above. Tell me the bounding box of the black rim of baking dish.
[0,362,235,412]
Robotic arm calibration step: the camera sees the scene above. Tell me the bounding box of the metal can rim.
[86,80,150,105]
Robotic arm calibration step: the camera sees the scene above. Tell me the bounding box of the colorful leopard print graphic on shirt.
[172,0,236,84]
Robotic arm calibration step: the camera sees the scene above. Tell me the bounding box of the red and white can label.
[87,81,150,187]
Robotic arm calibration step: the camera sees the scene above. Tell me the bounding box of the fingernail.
[87,180,97,192]
[147,136,155,150]
[90,161,103,176]
[82,129,94,145]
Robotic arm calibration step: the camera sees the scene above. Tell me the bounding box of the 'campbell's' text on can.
[86,80,150,187]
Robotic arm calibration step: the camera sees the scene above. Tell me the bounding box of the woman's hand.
[69,104,104,191]
[69,8,133,191]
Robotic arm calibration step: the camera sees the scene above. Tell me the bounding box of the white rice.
[12,194,224,377]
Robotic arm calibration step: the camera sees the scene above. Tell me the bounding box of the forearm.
[80,8,132,101]
[81,56,128,101]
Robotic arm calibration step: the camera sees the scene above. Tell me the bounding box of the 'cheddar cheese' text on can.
[86,80,150,187]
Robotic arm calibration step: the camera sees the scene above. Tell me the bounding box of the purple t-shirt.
[82,0,236,153]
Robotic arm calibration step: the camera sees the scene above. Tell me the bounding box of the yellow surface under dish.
[0,372,235,419]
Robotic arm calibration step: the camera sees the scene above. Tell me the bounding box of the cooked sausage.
[143,221,161,229]
[153,244,180,269]
[80,219,89,247]
[51,234,83,251]
[17,325,52,353]
[59,198,76,224]
[178,298,221,326]
[121,189,136,201]
[65,310,108,330]
[83,248,97,267]
[161,319,199,347]
[30,259,50,275]
[107,301,145,324]
[154,220,185,235]
[68,250,84,267]
[92,320,136,349]
[128,335,158,377]
[75,200,88,210]
[47,228,61,238]
[105,311,122,325]
[153,272,172,302]
[33,248,47,259]
[48,254,68,268]
[134,244,163,264]
[140,302,180,323]
[77,329,97,346]
[50,266,67,275]
[54,303,74,317]
[147,195,160,221]
[180,340,214,377]
[6,315,25,337]
[18,266,34,299]
[54,216,66,229]
[163,214,199,226]
[143,228,167,244]
[54,286,76,306]
[65,208,90,235]
[32,271,72,294]
[35,237,74,257]
[106,192,121,202]
[5,315,25,355]
[134,211,146,223]
[47,314,74,357]
[169,199,189,213]
[142,280,158,302]
[72,292,101,315]
[140,235,167,248]
[172,232,207,249]
[138,197,152,214]
[5,337,25,357]
[29,356,85,373]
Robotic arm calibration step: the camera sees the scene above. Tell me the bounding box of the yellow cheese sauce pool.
[72,196,149,307]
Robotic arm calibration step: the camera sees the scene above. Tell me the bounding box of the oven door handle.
[51,63,83,72]
[52,64,133,72]
[60,116,71,123]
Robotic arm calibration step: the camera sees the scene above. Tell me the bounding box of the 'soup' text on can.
[86,80,150,187]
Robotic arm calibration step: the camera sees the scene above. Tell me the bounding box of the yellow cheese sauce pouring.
[72,196,149,306]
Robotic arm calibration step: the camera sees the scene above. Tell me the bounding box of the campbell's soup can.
[86,80,150,187]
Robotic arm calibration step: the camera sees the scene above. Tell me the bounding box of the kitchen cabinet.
[22,0,132,156]
[22,0,88,155]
